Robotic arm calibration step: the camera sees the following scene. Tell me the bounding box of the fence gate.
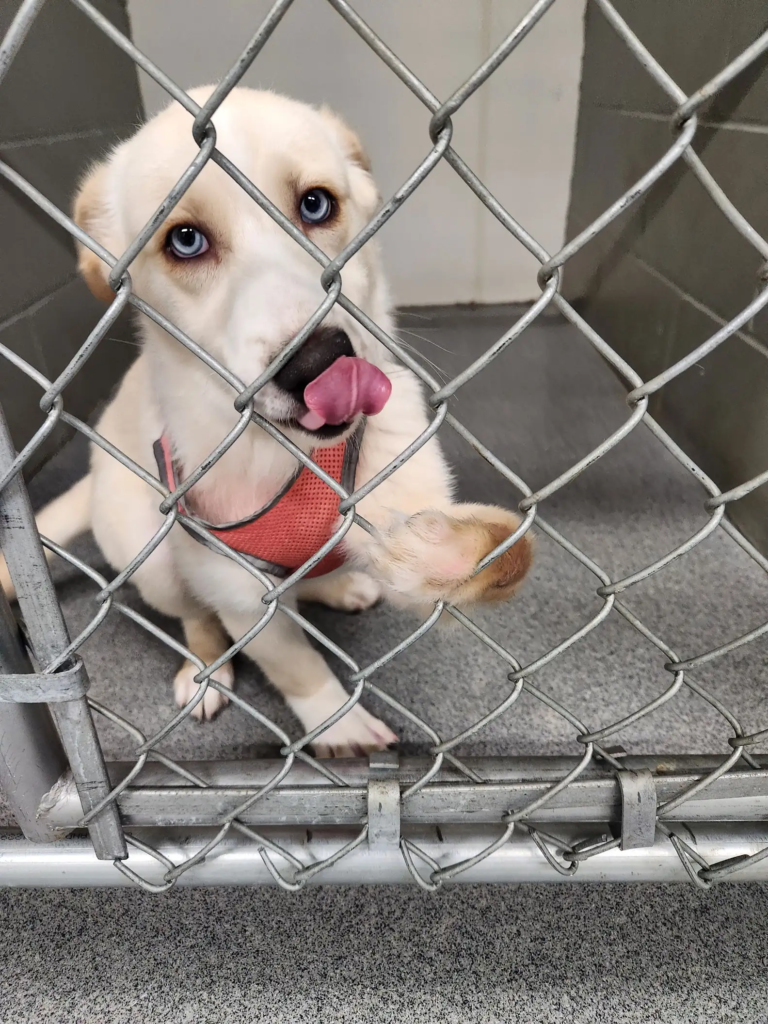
[2,0,768,890]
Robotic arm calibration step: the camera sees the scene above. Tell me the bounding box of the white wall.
[127,0,586,307]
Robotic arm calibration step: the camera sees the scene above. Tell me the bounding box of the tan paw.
[313,703,398,758]
[370,505,532,606]
[288,678,397,757]
[174,658,234,721]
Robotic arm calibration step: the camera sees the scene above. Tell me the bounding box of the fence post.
[0,406,126,860]
[0,585,70,843]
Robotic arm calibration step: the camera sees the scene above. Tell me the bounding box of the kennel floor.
[1,305,767,1023]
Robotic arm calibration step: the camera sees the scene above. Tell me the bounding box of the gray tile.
[27,276,137,432]
[634,127,768,325]
[570,0,768,332]
[704,6,768,128]
[0,277,136,479]
[569,252,681,402]
[0,313,68,473]
[568,0,768,560]
[3,883,768,1024]
[581,2,768,133]
[1,129,131,216]
[0,130,136,322]
[579,0,730,118]
[749,301,768,351]
[653,298,768,553]
[0,175,78,319]
[0,0,142,479]
[0,0,142,144]
[565,109,670,301]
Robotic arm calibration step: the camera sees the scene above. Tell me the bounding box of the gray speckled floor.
[1,884,767,1023]
[2,305,768,1022]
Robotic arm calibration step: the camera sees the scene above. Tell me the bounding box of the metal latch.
[367,750,400,848]
[617,768,657,849]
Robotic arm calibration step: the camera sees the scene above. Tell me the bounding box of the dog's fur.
[0,88,533,755]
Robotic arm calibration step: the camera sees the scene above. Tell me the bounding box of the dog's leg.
[173,613,235,722]
[296,570,381,612]
[217,601,397,756]
[129,561,234,722]
[85,425,239,721]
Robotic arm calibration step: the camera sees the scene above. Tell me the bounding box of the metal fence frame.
[2,0,768,890]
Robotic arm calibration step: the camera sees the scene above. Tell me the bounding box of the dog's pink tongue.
[300,356,391,430]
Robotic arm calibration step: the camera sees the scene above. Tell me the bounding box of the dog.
[0,87,532,756]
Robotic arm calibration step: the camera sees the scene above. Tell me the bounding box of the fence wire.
[1,0,768,890]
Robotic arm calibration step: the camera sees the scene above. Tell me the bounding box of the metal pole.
[2,822,768,886]
[0,407,125,860]
[0,587,69,843]
[34,755,768,831]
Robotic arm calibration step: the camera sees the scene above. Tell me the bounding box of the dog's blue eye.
[299,188,333,224]
[167,225,209,258]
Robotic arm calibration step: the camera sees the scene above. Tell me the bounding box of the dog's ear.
[72,160,119,303]
[319,107,380,216]
[319,106,372,172]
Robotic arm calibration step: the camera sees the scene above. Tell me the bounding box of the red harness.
[154,424,362,578]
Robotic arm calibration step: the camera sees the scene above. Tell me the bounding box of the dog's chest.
[156,426,363,579]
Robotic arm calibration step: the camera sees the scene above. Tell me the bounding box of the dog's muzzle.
[274,326,355,398]
[273,327,391,435]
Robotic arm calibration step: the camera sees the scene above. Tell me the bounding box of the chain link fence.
[2,0,768,889]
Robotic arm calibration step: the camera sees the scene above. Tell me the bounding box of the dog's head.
[74,87,392,441]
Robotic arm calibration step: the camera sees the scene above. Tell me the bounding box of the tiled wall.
[128,0,587,307]
[566,1,768,552]
[0,0,142,473]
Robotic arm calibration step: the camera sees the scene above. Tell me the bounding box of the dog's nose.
[273,327,354,397]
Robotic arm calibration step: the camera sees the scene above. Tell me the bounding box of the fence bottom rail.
[1,823,767,887]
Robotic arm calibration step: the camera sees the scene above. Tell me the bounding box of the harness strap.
[153,421,364,578]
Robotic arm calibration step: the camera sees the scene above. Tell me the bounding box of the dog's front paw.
[289,679,397,757]
[313,704,398,758]
[369,505,533,607]
[174,658,234,721]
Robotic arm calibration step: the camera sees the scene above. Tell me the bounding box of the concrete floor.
[2,305,768,1022]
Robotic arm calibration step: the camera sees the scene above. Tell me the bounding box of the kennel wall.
[0,0,140,475]
[565,0,768,557]
[1,0,768,889]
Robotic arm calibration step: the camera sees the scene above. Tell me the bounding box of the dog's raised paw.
[370,506,532,606]
[369,509,478,603]
[174,658,235,721]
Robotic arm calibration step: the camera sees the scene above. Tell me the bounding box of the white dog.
[1,88,532,756]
